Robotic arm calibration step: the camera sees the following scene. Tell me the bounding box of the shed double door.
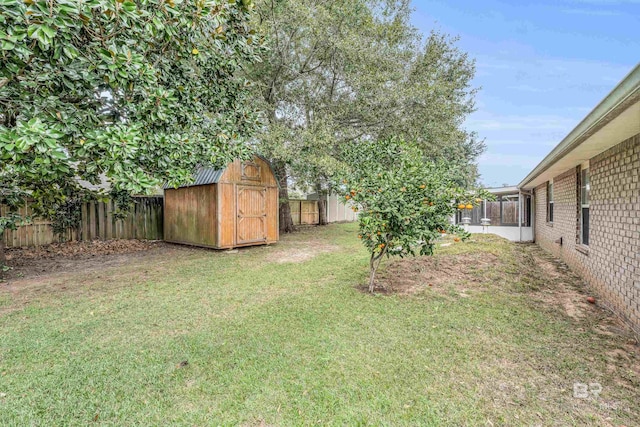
[236,185,267,245]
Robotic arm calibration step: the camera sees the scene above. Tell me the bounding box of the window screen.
[547,182,554,223]
[580,169,590,245]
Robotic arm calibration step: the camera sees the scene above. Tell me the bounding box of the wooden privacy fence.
[3,195,353,247]
[289,199,319,225]
[1,196,163,248]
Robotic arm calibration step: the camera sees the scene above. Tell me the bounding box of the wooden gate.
[236,186,267,244]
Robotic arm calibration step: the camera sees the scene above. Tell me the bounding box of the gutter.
[518,62,640,190]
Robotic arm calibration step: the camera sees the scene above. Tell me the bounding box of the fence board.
[98,202,106,239]
[1,196,164,248]
[289,200,319,225]
[106,200,113,238]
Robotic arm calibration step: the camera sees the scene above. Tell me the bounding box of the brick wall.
[534,133,640,334]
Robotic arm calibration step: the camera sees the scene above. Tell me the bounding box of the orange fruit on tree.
[457,203,465,210]
[454,237,461,242]
[345,195,350,200]
[465,204,473,210]
[420,184,426,189]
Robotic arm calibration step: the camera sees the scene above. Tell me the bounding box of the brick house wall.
[534,133,640,333]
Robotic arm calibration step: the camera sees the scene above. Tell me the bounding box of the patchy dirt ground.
[376,250,501,296]
[265,239,337,264]
[2,240,187,281]
[1,225,338,282]
[0,227,638,426]
[374,236,640,402]
[376,239,612,325]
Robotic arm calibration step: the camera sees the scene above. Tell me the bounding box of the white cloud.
[561,8,623,15]
[506,84,550,93]
[479,153,543,169]
[566,0,640,4]
[467,114,577,132]
[475,56,633,88]
[483,138,558,147]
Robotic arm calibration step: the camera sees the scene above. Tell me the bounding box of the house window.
[580,169,590,245]
[547,181,554,223]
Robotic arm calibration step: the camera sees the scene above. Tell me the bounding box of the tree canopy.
[249,0,484,231]
[1,0,260,212]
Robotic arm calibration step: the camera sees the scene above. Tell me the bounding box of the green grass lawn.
[0,223,638,426]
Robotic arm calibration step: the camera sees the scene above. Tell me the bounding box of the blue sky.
[410,0,640,187]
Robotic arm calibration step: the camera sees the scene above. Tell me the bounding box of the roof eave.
[518,62,640,190]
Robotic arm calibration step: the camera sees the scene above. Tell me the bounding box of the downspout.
[531,192,535,242]
[518,190,522,242]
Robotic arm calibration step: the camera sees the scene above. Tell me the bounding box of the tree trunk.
[317,196,328,226]
[0,235,6,280]
[274,160,295,234]
[368,248,386,293]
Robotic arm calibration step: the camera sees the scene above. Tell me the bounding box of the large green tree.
[250,0,483,232]
[0,0,260,267]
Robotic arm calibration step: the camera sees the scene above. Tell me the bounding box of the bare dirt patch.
[374,251,501,296]
[2,239,170,281]
[0,240,209,318]
[520,245,594,321]
[372,238,610,326]
[266,240,337,264]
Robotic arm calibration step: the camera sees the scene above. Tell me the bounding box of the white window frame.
[580,168,590,245]
[547,181,554,223]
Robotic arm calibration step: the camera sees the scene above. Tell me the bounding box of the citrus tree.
[338,138,488,292]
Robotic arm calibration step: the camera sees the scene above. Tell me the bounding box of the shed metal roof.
[162,167,225,189]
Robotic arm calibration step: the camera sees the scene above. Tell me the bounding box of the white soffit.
[522,99,640,190]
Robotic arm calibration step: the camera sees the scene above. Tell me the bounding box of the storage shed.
[163,156,279,249]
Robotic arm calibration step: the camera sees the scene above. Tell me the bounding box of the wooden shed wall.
[217,157,278,248]
[164,184,217,247]
[218,183,235,248]
[163,156,278,249]
[218,158,278,186]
